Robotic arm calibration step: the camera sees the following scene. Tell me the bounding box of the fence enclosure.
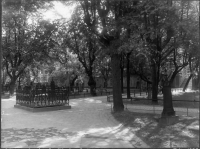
[16,86,70,108]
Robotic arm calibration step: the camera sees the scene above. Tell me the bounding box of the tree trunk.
[70,75,78,91]
[162,84,175,116]
[152,64,158,103]
[169,69,178,85]
[121,66,124,93]
[9,79,16,96]
[105,79,107,88]
[111,54,124,112]
[18,77,21,88]
[0,1,2,99]
[199,63,200,100]
[127,53,131,98]
[183,74,193,92]
[120,54,124,93]
[104,78,108,88]
[88,76,96,96]
[2,69,5,86]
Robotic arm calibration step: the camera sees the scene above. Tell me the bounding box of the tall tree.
[132,0,180,102]
[2,0,56,95]
[120,53,125,93]
[0,0,2,98]
[78,0,142,112]
[95,55,111,88]
[59,9,101,96]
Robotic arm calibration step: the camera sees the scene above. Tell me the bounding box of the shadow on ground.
[112,110,199,148]
[1,127,79,148]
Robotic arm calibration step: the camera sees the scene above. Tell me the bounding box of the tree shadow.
[1,127,78,148]
[111,110,199,148]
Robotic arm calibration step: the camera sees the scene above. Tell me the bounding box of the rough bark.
[120,54,124,93]
[88,75,96,96]
[111,54,124,112]
[199,63,200,100]
[162,85,175,116]
[104,78,107,88]
[151,64,158,103]
[127,53,131,98]
[121,66,124,93]
[70,75,78,91]
[18,77,21,88]
[9,78,16,96]
[0,0,2,98]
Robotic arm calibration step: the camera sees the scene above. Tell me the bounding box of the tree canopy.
[2,0,199,107]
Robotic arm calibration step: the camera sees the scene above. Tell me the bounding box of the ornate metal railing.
[16,87,70,108]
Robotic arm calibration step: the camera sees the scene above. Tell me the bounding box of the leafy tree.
[2,0,57,95]
[42,15,87,91]
[95,54,111,88]
[0,0,2,96]
[57,7,103,96]
[135,0,179,102]
[77,0,142,112]
[158,1,199,92]
[57,52,85,90]
[120,53,125,93]
[130,48,152,83]
[177,1,200,91]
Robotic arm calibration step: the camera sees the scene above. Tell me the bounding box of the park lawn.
[112,111,199,148]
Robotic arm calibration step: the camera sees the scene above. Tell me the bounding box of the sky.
[43,1,75,21]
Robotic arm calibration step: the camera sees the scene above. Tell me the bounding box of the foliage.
[2,0,57,94]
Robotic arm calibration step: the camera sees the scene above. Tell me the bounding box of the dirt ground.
[1,90,199,148]
[112,111,199,148]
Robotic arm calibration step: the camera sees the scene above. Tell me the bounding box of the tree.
[62,13,101,95]
[0,0,2,97]
[130,51,152,86]
[178,1,200,91]
[2,0,57,95]
[96,55,111,88]
[76,0,141,112]
[57,52,85,90]
[159,1,199,92]
[120,53,125,93]
[136,1,179,102]
[48,16,98,94]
